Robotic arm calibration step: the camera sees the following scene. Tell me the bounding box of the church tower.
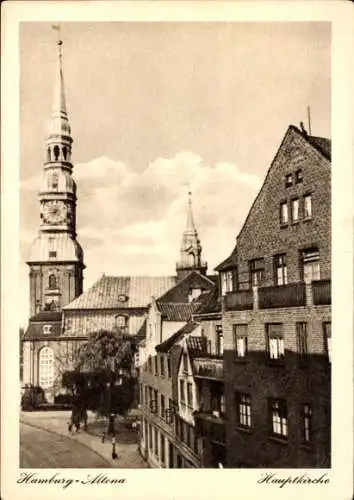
[176,191,207,281]
[27,36,85,318]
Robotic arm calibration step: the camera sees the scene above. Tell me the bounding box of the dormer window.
[221,271,233,295]
[49,251,57,259]
[188,288,202,302]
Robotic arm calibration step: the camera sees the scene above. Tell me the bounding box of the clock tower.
[27,37,85,317]
[176,191,207,281]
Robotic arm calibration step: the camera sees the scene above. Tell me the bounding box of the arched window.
[53,145,60,161]
[38,347,54,388]
[62,146,67,160]
[51,172,58,190]
[47,147,51,162]
[48,274,57,290]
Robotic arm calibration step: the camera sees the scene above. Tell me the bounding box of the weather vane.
[52,24,63,55]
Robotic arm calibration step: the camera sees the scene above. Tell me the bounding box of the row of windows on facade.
[235,393,314,445]
[142,391,199,458]
[221,246,321,294]
[232,322,331,362]
[143,420,195,468]
[146,354,172,377]
[280,193,312,226]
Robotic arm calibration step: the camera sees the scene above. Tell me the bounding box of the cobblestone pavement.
[20,411,148,469]
[20,423,111,468]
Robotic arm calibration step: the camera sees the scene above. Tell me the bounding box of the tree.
[76,329,134,419]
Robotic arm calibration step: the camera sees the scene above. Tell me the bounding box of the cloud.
[19,151,262,325]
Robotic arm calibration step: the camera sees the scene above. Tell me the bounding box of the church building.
[22,37,213,403]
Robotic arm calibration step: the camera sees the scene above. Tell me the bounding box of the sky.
[20,21,331,327]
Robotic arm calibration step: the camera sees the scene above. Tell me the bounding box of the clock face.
[43,201,66,224]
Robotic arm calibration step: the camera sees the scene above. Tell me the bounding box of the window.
[43,325,53,335]
[38,347,54,388]
[304,194,312,219]
[236,393,251,428]
[285,173,293,187]
[302,248,320,283]
[296,169,303,183]
[323,322,331,363]
[291,198,299,223]
[216,325,224,356]
[51,172,58,190]
[144,386,148,404]
[303,404,312,443]
[296,322,308,363]
[49,251,57,258]
[160,355,165,377]
[269,398,288,439]
[280,202,289,225]
[274,254,288,285]
[160,434,165,465]
[233,324,248,358]
[220,394,226,414]
[148,425,153,450]
[160,394,165,418]
[154,428,158,456]
[221,271,233,295]
[182,353,188,373]
[179,380,185,404]
[116,315,126,328]
[267,324,284,361]
[249,258,264,287]
[167,357,171,378]
[48,274,58,290]
[189,288,202,302]
[187,383,193,407]
[148,356,152,373]
[154,356,158,375]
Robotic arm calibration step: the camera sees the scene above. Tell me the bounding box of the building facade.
[216,125,331,467]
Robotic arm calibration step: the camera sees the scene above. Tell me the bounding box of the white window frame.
[280,202,289,225]
[221,271,233,295]
[291,198,300,222]
[38,346,54,388]
[238,393,251,427]
[233,324,248,358]
[304,194,312,219]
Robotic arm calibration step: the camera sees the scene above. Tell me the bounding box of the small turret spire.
[186,191,196,232]
[176,190,207,281]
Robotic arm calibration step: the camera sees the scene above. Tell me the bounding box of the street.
[20,423,111,468]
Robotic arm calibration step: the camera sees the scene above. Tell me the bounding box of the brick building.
[216,124,331,468]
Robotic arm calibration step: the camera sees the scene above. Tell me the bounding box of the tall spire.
[48,26,71,137]
[176,191,207,281]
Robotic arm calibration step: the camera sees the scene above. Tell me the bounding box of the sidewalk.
[20,410,148,469]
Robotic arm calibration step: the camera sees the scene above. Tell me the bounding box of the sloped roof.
[156,321,200,353]
[29,311,62,322]
[63,275,176,310]
[215,244,237,272]
[306,135,331,161]
[24,311,62,340]
[186,335,208,358]
[135,319,147,341]
[158,270,215,303]
[157,302,202,321]
[193,288,221,315]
